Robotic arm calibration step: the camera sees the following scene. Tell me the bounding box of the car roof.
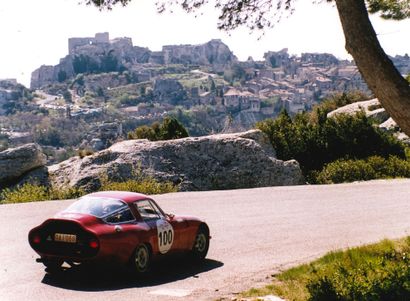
[85,191,151,204]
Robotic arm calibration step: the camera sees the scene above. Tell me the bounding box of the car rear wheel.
[191,225,209,261]
[133,244,151,274]
[43,258,63,273]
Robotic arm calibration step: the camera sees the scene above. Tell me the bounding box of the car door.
[134,199,186,254]
[100,204,142,263]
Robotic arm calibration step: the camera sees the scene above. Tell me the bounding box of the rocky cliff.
[31,34,237,89]
[0,143,47,188]
[163,39,237,69]
[49,130,304,192]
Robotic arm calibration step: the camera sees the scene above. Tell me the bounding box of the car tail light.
[89,239,99,249]
[32,234,41,244]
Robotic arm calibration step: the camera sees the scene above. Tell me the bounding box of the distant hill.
[0,32,409,163]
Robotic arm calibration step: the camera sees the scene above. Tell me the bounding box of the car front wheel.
[133,244,151,274]
[191,225,209,261]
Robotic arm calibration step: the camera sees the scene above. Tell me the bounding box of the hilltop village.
[30,32,373,119]
[1,33,410,160]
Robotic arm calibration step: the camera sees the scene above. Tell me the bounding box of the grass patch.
[242,237,410,301]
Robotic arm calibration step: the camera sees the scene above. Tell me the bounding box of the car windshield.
[64,197,128,218]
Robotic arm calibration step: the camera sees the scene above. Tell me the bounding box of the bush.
[0,175,176,204]
[77,148,94,158]
[0,183,84,204]
[98,165,178,195]
[311,91,370,119]
[316,156,410,184]
[160,116,189,140]
[307,241,410,301]
[128,123,160,140]
[99,178,178,195]
[128,117,188,141]
[256,102,406,181]
[241,237,410,301]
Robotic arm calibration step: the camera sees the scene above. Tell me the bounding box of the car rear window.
[64,197,128,218]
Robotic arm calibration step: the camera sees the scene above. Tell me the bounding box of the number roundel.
[156,219,174,254]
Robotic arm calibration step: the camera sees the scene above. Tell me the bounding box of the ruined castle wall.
[30,65,55,89]
[95,32,109,43]
[68,32,110,55]
[68,38,95,55]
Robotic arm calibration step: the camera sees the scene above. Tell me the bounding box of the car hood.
[173,215,203,223]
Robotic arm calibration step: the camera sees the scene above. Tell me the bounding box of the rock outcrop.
[83,73,130,93]
[0,143,47,187]
[49,130,304,192]
[163,39,237,69]
[327,98,381,118]
[80,121,123,151]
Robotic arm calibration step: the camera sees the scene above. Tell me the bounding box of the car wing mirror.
[166,213,175,220]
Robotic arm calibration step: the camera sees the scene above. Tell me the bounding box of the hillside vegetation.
[243,237,410,301]
[257,92,408,183]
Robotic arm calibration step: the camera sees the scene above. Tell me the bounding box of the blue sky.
[0,0,409,87]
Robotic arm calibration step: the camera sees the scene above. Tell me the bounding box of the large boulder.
[49,130,304,192]
[379,117,398,131]
[327,99,410,144]
[327,98,388,122]
[0,143,47,187]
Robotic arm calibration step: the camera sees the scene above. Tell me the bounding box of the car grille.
[35,220,98,258]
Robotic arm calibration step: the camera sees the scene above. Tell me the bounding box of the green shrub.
[405,147,410,160]
[48,186,85,200]
[257,101,406,181]
[77,148,94,158]
[128,123,160,141]
[0,183,84,204]
[242,237,410,301]
[311,91,370,117]
[0,184,49,203]
[307,243,410,301]
[99,178,178,195]
[0,170,176,204]
[128,116,188,141]
[0,177,175,204]
[99,167,178,195]
[316,156,410,184]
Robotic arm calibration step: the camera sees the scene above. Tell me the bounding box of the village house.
[199,91,216,105]
[223,88,261,112]
[249,99,261,112]
[315,76,333,91]
[284,98,306,115]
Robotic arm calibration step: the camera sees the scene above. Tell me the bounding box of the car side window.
[104,208,135,224]
[135,200,163,221]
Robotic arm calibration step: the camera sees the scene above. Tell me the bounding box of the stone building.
[68,32,110,54]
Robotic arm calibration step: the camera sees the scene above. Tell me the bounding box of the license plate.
[54,233,77,243]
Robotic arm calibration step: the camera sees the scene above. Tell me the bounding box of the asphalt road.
[1,179,410,301]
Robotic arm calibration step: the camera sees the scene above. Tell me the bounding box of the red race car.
[28,191,210,274]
